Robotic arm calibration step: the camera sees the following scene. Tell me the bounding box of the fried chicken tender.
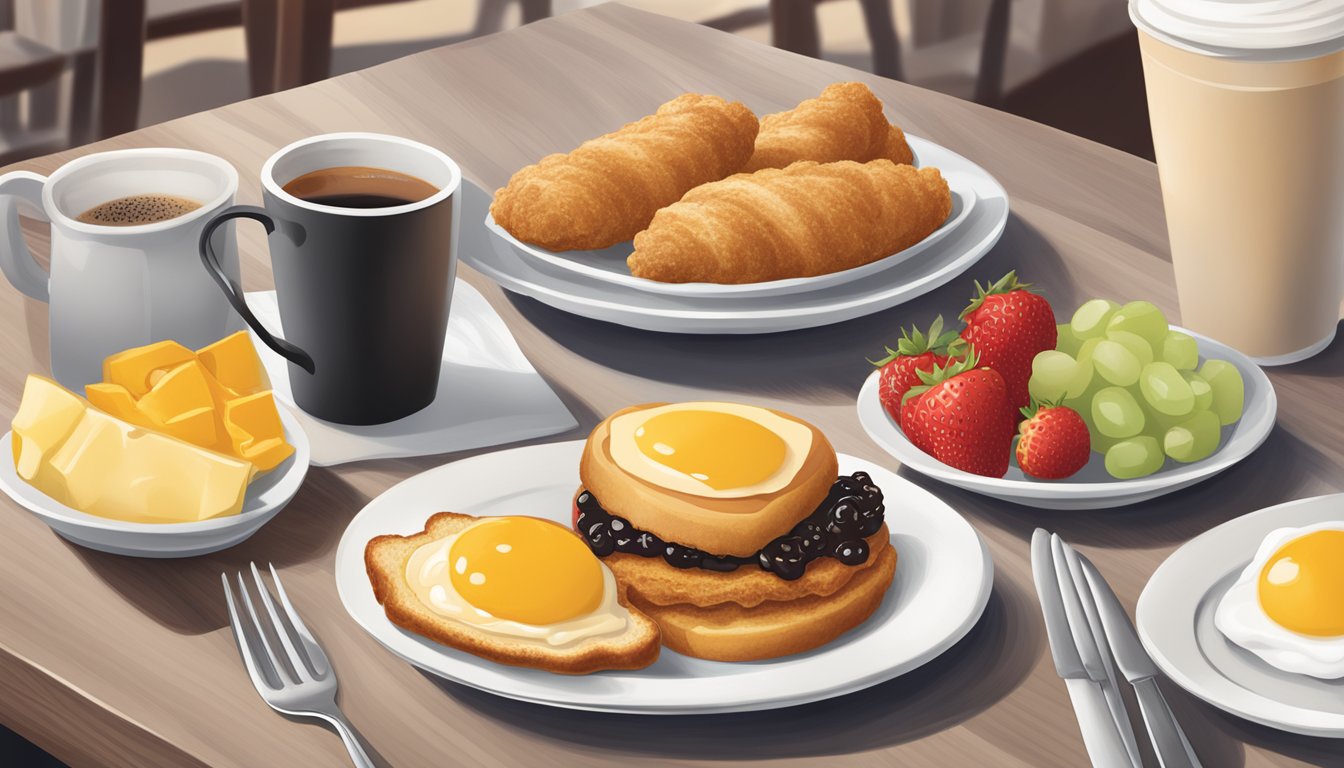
[490,93,758,251]
[628,160,951,285]
[745,82,914,172]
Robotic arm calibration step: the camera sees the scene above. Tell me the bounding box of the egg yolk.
[448,517,603,625]
[634,409,787,490]
[1257,529,1344,637]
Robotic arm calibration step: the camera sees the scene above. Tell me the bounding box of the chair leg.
[519,0,551,25]
[769,0,821,59]
[243,0,279,96]
[857,0,902,80]
[95,0,147,138]
[69,52,96,145]
[974,0,1011,106]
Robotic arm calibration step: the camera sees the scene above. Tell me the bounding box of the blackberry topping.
[574,472,884,579]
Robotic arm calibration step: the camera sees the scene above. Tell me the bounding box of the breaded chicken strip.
[745,82,914,172]
[490,93,758,251]
[628,160,951,284]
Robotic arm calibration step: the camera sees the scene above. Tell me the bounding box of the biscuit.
[626,544,897,661]
[579,404,838,556]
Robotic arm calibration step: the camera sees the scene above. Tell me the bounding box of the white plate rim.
[332,440,994,714]
[856,327,1276,505]
[482,136,979,299]
[1137,493,1344,737]
[0,405,310,533]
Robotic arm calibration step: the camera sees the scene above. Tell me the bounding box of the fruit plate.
[333,440,993,714]
[0,406,309,557]
[1138,494,1344,737]
[482,136,978,300]
[856,328,1276,510]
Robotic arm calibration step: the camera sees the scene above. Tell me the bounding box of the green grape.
[1030,351,1077,403]
[1056,323,1083,357]
[1160,330,1199,370]
[1072,299,1120,340]
[1092,340,1141,387]
[1105,329,1154,368]
[1199,359,1245,426]
[1107,301,1169,347]
[1089,430,1127,456]
[1181,370,1213,412]
[1105,436,1165,479]
[1139,361,1195,417]
[1091,386,1145,439]
[1163,409,1221,463]
[1140,397,1184,436]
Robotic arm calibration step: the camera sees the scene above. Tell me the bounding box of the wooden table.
[1,5,1341,766]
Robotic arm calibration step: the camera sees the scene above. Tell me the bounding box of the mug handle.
[0,171,51,302]
[199,205,316,374]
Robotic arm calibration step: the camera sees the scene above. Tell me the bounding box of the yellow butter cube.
[223,392,293,472]
[12,375,86,486]
[45,409,252,523]
[136,361,219,447]
[197,331,270,397]
[103,340,195,398]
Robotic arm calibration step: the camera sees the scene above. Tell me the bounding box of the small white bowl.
[0,406,309,557]
[857,328,1277,510]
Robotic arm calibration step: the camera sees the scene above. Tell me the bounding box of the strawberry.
[871,315,964,418]
[958,271,1057,411]
[899,353,1017,478]
[1016,401,1091,480]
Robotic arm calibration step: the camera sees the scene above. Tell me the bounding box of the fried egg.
[607,401,813,498]
[1215,522,1344,678]
[404,516,629,648]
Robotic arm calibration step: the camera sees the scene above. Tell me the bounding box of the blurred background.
[0,0,1148,764]
[0,0,1152,169]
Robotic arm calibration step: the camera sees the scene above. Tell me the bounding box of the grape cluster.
[1028,299,1246,479]
[574,472,885,581]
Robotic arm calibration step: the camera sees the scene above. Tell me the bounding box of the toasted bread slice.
[626,543,897,662]
[580,403,839,556]
[366,512,661,674]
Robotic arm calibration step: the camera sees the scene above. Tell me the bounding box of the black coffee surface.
[282,166,439,209]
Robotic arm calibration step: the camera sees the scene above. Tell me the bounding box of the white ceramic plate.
[857,329,1277,510]
[483,137,978,299]
[1138,494,1344,737]
[0,406,310,557]
[333,440,993,714]
[460,148,1007,335]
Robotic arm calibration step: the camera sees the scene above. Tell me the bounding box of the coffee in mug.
[76,193,203,226]
[199,133,461,425]
[0,148,242,388]
[281,166,439,209]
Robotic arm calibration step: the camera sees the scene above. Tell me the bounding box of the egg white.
[608,402,813,499]
[404,525,629,648]
[1214,521,1344,679]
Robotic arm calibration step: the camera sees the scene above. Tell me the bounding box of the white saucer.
[459,140,1008,335]
[1138,494,1344,737]
[856,328,1277,510]
[0,405,309,558]
[333,440,993,714]
[483,136,978,299]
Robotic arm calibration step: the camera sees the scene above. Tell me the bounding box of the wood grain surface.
[0,5,1341,767]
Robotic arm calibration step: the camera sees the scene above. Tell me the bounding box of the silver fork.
[223,562,375,768]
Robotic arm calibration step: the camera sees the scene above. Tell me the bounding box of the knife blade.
[1030,529,1134,768]
[1055,536,1143,768]
[1080,554,1201,768]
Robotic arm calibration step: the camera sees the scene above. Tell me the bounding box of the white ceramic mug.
[0,148,243,388]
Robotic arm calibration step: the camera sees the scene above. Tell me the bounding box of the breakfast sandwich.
[573,402,897,662]
[366,512,660,674]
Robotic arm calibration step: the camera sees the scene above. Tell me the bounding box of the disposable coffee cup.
[1131,0,1344,365]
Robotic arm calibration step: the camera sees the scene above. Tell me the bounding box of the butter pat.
[12,374,253,524]
[197,331,270,397]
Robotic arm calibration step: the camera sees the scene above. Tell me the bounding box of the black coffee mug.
[199,132,461,425]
